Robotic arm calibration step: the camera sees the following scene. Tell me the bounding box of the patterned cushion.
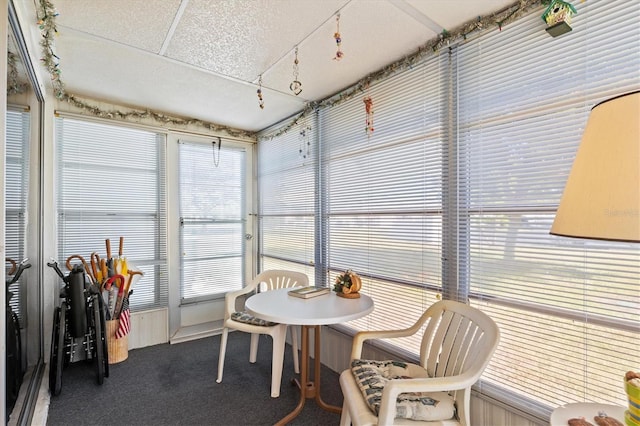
[351,359,455,421]
[231,311,277,327]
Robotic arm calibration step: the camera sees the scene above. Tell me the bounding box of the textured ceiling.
[13,0,516,134]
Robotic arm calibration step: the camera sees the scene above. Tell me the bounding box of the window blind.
[6,107,30,319]
[178,140,246,302]
[55,117,168,310]
[319,53,448,348]
[256,0,639,419]
[257,117,317,284]
[456,0,640,414]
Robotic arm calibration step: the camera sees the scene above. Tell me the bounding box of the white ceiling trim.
[159,0,190,56]
[388,0,445,33]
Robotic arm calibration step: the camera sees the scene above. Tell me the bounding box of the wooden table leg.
[274,325,341,425]
[312,325,341,413]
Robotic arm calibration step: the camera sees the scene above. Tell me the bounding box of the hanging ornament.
[299,118,312,160]
[541,0,577,38]
[290,47,302,96]
[257,74,264,109]
[333,13,344,60]
[211,137,221,167]
[363,96,374,136]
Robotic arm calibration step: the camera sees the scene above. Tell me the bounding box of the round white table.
[550,402,626,426]
[245,287,374,325]
[246,288,374,425]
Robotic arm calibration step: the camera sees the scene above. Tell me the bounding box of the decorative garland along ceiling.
[14,0,546,137]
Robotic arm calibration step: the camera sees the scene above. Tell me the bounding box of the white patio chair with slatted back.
[216,269,308,398]
[339,299,500,426]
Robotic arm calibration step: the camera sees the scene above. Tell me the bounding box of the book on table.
[288,286,331,299]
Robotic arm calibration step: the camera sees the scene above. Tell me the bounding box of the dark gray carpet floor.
[46,331,343,425]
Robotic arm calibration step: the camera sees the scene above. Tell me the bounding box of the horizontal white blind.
[320,53,447,343]
[457,0,640,412]
[5,108,30,319]
[179,140,246,301]
[256,1,639,419]
[55,117,168,310]
[258,117,317,284]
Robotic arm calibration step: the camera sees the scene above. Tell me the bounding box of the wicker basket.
[106,319,129,364]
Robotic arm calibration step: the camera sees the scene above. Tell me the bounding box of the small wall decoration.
[541,0,577,37]
[299,121,311,160]
[363,96,374,135]
[290,47,302,96]
[211,137,221,167]
[257,74,264,109]
[333,13,344,60]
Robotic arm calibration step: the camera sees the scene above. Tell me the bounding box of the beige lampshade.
[550,91,640,242]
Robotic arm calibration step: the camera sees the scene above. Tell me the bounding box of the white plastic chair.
[339,300,500,425]
[216,270,308,398]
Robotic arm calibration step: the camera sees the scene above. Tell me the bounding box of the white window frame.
[257,1,640,421]
[55,115,169,311]
[177,138,250,304]
[257,115,318,283]
[455,1,640,417]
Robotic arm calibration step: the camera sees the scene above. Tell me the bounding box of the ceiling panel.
[165,0,349,82]
[54,0,182,53]
[54,28,306,131]
[263,0,439,103]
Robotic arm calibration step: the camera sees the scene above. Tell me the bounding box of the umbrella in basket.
[100,236,128,317]
[112,275,128,321]
[105,239,115,277]
[65,254,95,284]
[116,236,128,277]
[90,252,103,284]
[103,274,125,320]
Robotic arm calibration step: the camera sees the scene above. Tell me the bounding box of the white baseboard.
[170,320,224,344]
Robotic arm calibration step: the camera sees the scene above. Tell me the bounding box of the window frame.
[257,1,640,421]
[55,115,169,311]
[454,0,640,415]
[257,114,319,283]
[177,138,249,304]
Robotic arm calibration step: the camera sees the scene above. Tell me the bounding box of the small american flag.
[115,296,130,339]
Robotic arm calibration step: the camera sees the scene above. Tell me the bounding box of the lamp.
[550,91,640,242]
